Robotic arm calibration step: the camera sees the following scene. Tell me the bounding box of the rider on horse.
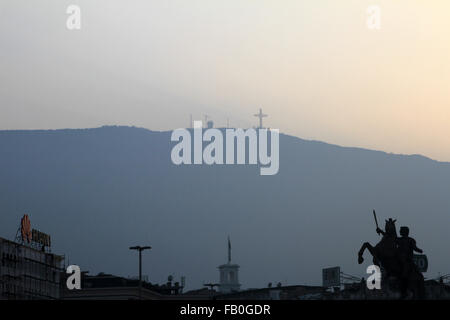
[358,213,425,299]
[397,226,423,277]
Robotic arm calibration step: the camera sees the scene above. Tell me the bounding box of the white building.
[218,237,240,293]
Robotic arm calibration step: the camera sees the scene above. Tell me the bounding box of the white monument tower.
[218,236,241,293]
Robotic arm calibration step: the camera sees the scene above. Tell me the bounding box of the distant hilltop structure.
[218,236,240,293]
[189,114,214,129]
[254,108,268,129]
[188,107,268,130]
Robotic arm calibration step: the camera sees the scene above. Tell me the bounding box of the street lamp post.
[129,245,151,300]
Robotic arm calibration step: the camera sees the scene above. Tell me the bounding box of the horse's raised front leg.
[358,242,374,264]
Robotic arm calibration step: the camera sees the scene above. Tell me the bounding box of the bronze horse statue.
[358,218,425,299]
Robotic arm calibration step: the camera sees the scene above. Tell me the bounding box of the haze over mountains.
[1,126,449,289]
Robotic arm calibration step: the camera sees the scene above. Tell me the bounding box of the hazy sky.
[1,1,450,161]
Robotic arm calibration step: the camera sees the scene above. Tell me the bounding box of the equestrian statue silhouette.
[358,210,425,299]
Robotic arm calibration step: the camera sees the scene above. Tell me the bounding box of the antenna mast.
[228,236,231,264]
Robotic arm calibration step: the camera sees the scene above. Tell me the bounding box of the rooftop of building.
[69,272,183,296]
[0,236,64,260]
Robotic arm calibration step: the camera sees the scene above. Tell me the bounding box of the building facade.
[218,263,240,293]
[0,237,64,300]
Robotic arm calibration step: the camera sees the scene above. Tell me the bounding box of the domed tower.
[218,236,240,293]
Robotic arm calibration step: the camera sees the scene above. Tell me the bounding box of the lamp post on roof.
[129,245,151,300]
